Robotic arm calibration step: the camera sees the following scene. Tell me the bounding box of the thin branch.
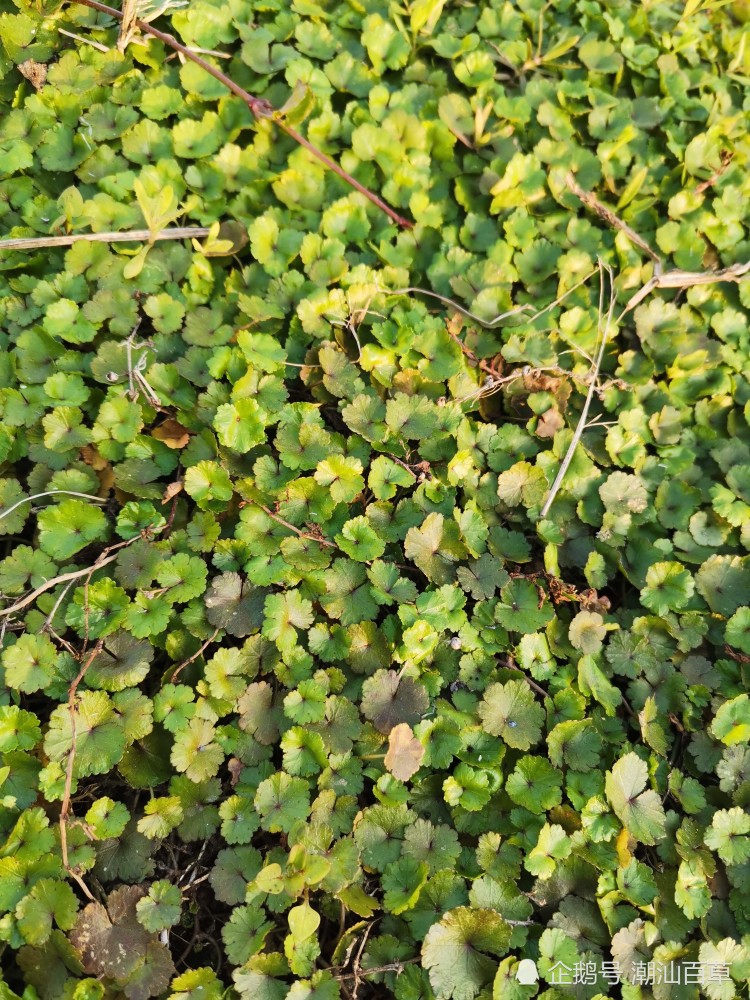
[0,226,210,252]
[67,0,412,229]
[501,658,550,701]
[566,172,661,265]
[563,172,750,319]
[58,25,110,49]
[621,258,750,316]
[334,957,422,982]
[539,261,616,519]
[0,536,151,621]
[0,489,107,523]
[382,267,598,330]
[247,499,337,548]
[60,639,105,901]
[0,553,120,620]
[381,287,528,329]
[168,627,221,683]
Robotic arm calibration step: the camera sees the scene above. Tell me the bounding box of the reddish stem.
[67,0,413,229]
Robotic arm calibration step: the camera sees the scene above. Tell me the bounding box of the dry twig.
[60,639,105,901]
[67,0,412,229]
[0,227,210,252]
[539,260,616,518]
[168,628,221,683]
[245,499,337,548]
[621,258,750,316]
[566,172,661,265]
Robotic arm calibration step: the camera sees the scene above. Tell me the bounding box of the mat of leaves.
[1,0,750,998]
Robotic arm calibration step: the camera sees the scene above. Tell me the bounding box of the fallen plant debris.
[1,0,750,998]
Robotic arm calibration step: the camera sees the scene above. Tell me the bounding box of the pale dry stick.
[44,624,78,657]
[381,287,529,329]
[382,266,599,331]
[565,172,662,266]
[0,489,107,524]
[168,627,221,683]
[60,638,105,901]
[0,554,120,621]
[563,173,750,319]
[620,258,750,318]
[42,580,76,634]
[349,919,377,1000]
[247,499,337,548]
[539,261,616,519]
[0,534,155,622]
[501,658,549,701]
[58,26,110,50]
[68,0,412,229]
[334,958,422,983]
[117,0,138,51]
[0,227,210,253]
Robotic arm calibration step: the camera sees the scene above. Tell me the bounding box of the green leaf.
[505,756,562,812]
[422,907,512,1000]
[255,773,311,833]
[214,399,268,454]
[494,580,553,633]
[382,857,429,914]
[37,499,108,560]
[336,516,386,562]
[2,633,60,694]
[640,561,695,615]
[135,881,182,932]
[710,694,750,746]
[478,680,545,750]
[45,692,127,777]
[525,823,572,879]
[704,808,750,865]
[605,752,667,845]
[315,456,365,504]
[16,879,79,946]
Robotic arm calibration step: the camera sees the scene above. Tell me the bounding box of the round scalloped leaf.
[605,752,667,846]
[254,772,311,834]
[205,573,268,637]
[170,719,224,783]
[135,881,182,933]
[360,670,429,734]
[478,680,545,751]
[37,499,108,560]
[695,555,750,616]
[85,633,153,691]
[725,607,750,654]
[45,691,127,778]
[710,695,750,746]
[422,907,513,1000]
[494,579,554,633]
[15,878,79,946]
[640,561,695,616]
[0,478,28,534]
[85,798,131,840]
[214,399,268,454]
[2,633,60,694]
[0,706,42,753]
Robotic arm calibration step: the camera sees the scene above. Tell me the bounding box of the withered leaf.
[384,723,425,781]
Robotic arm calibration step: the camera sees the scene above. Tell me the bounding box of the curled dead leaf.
[80,444,110,471]
[384,723,425,782]
[161,480,184,505]
[18,59,47,89]
[536,407,564,439]
[152,419,190,449]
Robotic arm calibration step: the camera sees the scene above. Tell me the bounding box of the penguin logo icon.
[515,959,539,985]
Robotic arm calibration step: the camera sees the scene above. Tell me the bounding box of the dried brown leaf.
[384,723,425,781]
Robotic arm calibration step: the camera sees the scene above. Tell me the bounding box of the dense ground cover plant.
[1,0,750,997]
